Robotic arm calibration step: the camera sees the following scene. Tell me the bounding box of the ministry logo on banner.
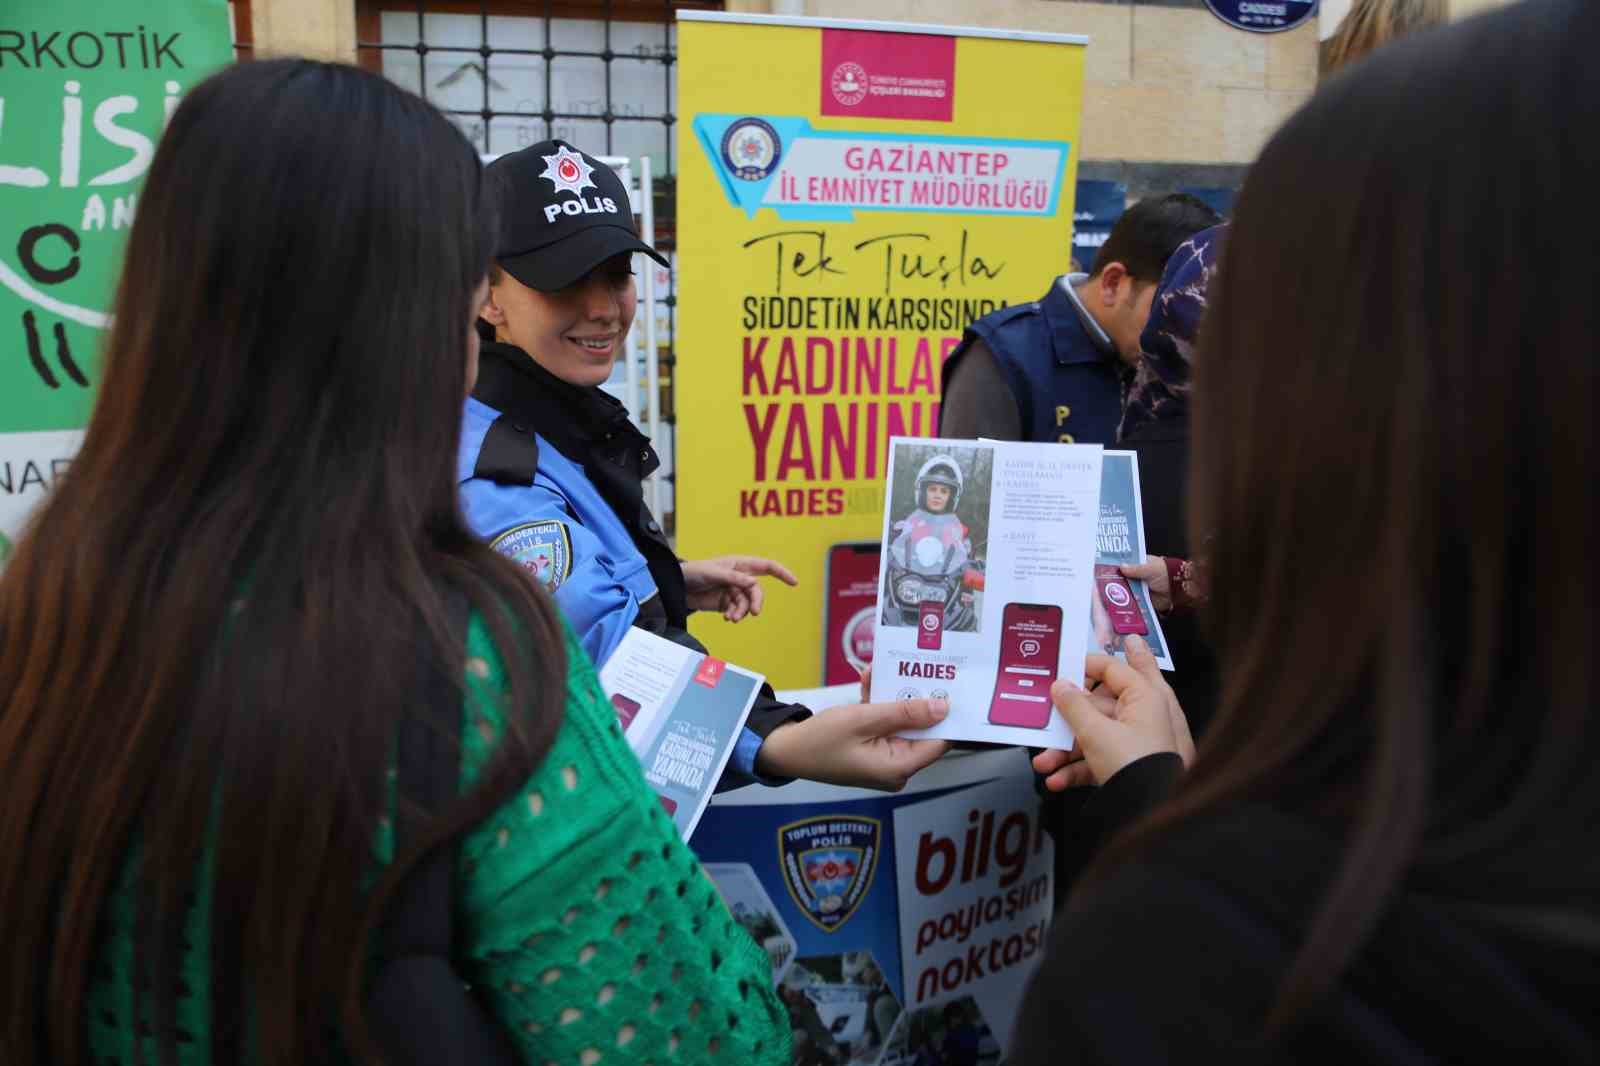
[820,28,955,122]
[779,815,881,932]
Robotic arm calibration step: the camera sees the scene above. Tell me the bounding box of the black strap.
[386,591,467,957]
[473,415,541,486]
[367,590,520,1065]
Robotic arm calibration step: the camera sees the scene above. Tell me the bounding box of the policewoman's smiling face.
[487,254,636,387]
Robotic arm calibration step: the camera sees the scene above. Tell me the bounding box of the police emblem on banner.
[720,117,782,182]
[778,815,880,932]
[490,520,573,592]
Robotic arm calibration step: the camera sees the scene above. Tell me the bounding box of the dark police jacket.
[941,275,1125,445]
[458,342,807,785]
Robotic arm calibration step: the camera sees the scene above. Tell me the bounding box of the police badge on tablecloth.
[490,520,573,591]
[778,815,880,932]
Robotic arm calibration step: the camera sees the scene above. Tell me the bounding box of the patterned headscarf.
[1118,225,1226,442]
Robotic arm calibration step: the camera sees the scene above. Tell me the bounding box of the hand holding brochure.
[598,627,763,840]
[868,437,1104,748]
[1088,451,1174,670]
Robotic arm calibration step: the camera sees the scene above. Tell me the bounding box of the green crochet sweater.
[86,614,791,1065]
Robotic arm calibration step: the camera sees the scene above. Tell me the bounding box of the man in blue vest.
[939,193,1222,445]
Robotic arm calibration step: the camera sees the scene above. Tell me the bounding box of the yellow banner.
[676,14,1086,687]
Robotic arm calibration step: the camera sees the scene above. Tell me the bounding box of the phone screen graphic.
[823,542,882,685]
[1095,564,1149,635]
[610,693,642,732]
[987,603,1064,729]
[917,600,944,650]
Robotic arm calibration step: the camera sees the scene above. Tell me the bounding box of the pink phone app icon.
[917,600,944,650]
[610,693,641,732]
[1019,638,1042,657]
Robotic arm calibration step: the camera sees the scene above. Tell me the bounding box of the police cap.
[486,139,669,292]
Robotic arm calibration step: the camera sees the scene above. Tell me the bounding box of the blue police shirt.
[457,396,768,779]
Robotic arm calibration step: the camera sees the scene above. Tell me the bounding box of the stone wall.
[732,0,1323,198]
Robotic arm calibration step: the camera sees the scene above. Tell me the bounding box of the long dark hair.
[0,60,567,1064]
[1101,0,1597,1031]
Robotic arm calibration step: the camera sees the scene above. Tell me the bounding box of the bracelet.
[1165,555,1206,614]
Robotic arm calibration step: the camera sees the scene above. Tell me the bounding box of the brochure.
[598,627,763,841]
[868,437,1104,748]
[1089,451,1175,671]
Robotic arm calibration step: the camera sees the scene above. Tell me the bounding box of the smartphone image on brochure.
[917,599,945,650]
[986,602,1064,729]
[610,693,642,732]
[1094,564,1149,636]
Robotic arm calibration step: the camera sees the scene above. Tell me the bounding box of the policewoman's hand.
[756,683,952,792]
[681,555,799,622]
[1037,635,1194,789]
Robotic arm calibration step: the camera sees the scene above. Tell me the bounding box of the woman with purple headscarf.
[1117,225,1223,735]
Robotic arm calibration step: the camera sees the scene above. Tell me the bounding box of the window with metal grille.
[359,1,716,533]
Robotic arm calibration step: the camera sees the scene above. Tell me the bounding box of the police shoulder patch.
[490,521,573,591]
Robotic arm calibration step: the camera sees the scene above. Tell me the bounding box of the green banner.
[0,0,233,551]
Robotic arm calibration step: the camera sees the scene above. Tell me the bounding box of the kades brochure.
[1089,451,1174,670]
[598,627,762,840]
[868,437,1104,748]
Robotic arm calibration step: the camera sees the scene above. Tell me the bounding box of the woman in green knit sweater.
[0,60,787,1065]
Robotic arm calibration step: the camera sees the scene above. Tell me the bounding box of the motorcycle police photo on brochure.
[880,445,991,645]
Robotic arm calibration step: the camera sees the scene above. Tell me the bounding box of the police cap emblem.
[539,145,597,197]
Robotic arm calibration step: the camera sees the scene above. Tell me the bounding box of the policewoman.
[460,141,948,790]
